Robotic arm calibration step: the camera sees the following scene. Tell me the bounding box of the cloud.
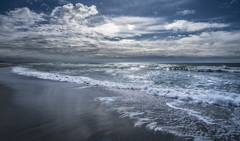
[127,24,135,30]
[8,7,32,18]
[177,10,195,15]
[0,3,101,59]
[103,16,166,37]
[172,31,240,56]
[51,3,98,25]
[0,7,45,33]
[95,31,240,58]
[90,23,120,37]
[165,20,229,32]
[110,16,164,26]
[7,7,46,25]
[0,3,239,61]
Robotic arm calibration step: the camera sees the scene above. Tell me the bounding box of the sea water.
[11,63,240,140]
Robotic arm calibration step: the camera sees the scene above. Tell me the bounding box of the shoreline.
[0,64,14,68]
[0,67,187,141]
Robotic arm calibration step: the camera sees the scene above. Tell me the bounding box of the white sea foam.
[166,102,215,125]
[12,66,135,89]
[134,118,152,127]
[192,66,240,73]
[95,97,118,102]
[12,66,240,107]
[146,122,158,130]
[141,87,240,107]
[154,64,240,73]
[95,89,240,140]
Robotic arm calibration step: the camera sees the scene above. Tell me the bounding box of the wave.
[154,65,240,73]
[23,63,240,73]
[11,67,136,89]
[12,66,240,107]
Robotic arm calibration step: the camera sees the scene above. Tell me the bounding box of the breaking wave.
[12,66,240,107]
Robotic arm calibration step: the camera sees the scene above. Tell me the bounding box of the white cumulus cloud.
[51,3,98,24]
[7,7,45,25]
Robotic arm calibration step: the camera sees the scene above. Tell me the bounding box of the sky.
[0,0,240,63]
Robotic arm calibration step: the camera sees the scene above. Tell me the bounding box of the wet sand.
[0,64,13,68]
[0,67,188,141]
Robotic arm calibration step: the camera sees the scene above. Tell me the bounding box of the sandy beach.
[0,67,187,141]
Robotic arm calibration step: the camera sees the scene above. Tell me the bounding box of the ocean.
[11,63,240,140]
